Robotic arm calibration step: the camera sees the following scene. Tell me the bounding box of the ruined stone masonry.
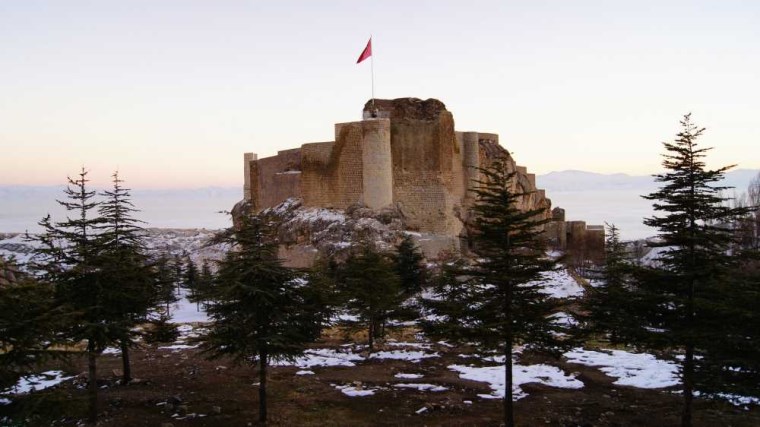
[241,98,603,262]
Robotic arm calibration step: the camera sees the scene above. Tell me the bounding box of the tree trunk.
[683,239,696,427]
[504,344,514,427]
[682,343,694,427]
[367,318,375,353]
[87,342,98,424]
[120,339,132,383]
[259,350,268,424]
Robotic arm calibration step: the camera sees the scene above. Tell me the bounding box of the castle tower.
[360,118,393,209]
[462,131,480,204]
[243,152,256,201]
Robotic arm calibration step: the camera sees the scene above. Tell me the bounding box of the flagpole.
[370,35,375,111]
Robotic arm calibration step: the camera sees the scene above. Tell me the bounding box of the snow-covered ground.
[449,361,584,400]
[0,371,75,403]
[639,245,674,268]
[549,311,579,327]
[275,348,365,368]
[394,383,447,392]
[5,227,758,410]
[564,348,680,388]
[0,229,227,272]
[395,373,424,379]
[332,383,380,397]
[536,268,586,299]
[369,350,439,363]
[0,233,35,266]
[167,290,210,324]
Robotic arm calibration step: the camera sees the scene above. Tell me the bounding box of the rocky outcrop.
[0,256,19,287]
[261,199,405,267]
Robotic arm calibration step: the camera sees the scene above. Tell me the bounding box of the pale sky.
[1,0,758,188]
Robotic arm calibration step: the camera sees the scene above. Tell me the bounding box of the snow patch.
[333,384,380,397]
[564,348,679,388]
[158,344,199,351]
[536,268,585,299]
[395,373,424,379]
[276,348,364,368]
[167,290,210,324]
[548,312,578,327]
[102,346,122,355]
[2,370,75,396]
[369,350,439,362]
[449,363,583,400]
[385,341,432,350]
[394,383,448,392]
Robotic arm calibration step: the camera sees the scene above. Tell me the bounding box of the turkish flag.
[356,38,372,64]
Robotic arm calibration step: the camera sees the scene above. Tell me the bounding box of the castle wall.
[243,152,256,201]
[361,119,393,209]
[254,148,302,209]
[389,111,461,234]
[244,98,568,253]
[299,141,334,207]
[462,132,480,206]
[300,122,364,209]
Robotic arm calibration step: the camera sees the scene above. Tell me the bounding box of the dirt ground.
[3,327,758,427]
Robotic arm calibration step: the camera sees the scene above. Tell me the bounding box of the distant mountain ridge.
[535,169,759,240]
[0,186,241,233]
[2,169,758,238]
[537,169,758,193]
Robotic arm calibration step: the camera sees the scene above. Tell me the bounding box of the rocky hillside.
[0,229,226,271]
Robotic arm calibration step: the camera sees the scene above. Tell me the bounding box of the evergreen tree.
[152,255,180,316]
[31,168,107,424]
[420,257,475,342]
[0,257,57,391]
[422,159,560,427]
[171,254,184,294]
[96,172,156,383]
[193,259,214,306]
[583,223,636,343]
[339,243,404,351]
[695,249,760,403]
[634,114,750,426]
[394,234,427,295]
[201,213,325,424]
[183,258,199,297]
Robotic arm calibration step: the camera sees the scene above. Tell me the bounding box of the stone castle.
[241,98,602,259]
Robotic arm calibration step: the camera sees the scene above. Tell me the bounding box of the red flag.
[356,38,372,64]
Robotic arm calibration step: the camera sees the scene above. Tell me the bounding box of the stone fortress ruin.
[240,98,603,262]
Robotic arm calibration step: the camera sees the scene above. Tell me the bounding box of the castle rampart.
[242,98,602,254]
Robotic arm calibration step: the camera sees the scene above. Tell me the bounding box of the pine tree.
[695,249,760,403]
[96,172,156,383]
[171,254,184,295]
[420,257,475,343]
[152,255,180,316]
[0,257,57,391]
[635,114,750,426]
[422,159,560,427]
[394,234,427,295]
[583,223,636,343]
[183,258,199,298]
[201,213,325,424]
[31,168,107,424]
[194,260,214,306]
[339,243,404,352]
